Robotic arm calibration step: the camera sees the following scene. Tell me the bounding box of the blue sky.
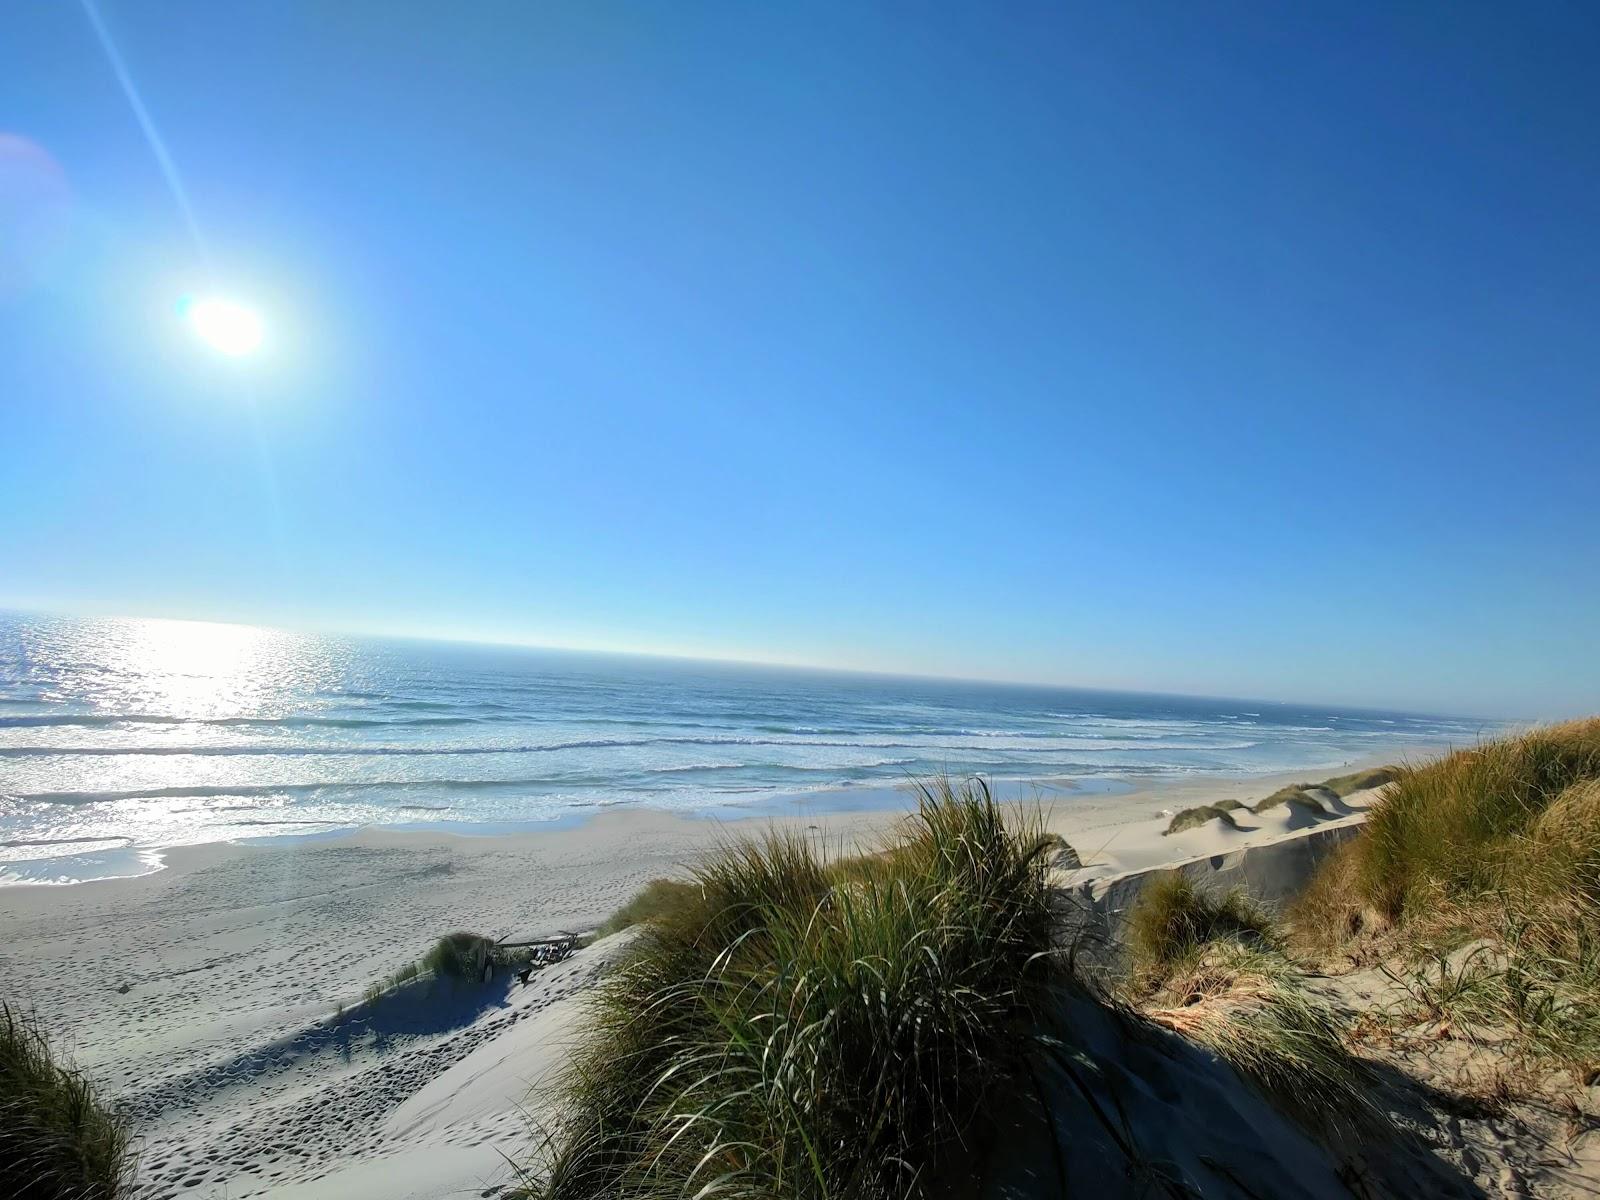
[3,2,1597,718]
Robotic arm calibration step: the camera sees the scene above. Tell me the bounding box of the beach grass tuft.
[1127,871,1278,985]
[1131,891,1380,1144]
[1285,836,1376,955]
[593,878,700,940]
[1164,801,1243,836]
[1144,944,1381,1143]
[1319,766,1400,797]
[1295,719,1600,1068]
[421,931,498,980]
[1251,785,1325,815]
[524,777,1066,1199]
[1358,719,1600,921]
[1,1003,136,1200]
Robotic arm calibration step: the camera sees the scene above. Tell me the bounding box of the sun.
[181,295,265,357]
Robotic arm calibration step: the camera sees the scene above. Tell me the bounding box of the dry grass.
[1129,889,1381,1147]
[1,1003,136,1200]
[1293,719,1600,1071]
[1144,945,1380,1144]
[1286,837,1386,958]
[1359,719,1600,920]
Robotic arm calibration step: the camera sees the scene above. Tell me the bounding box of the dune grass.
[421,931,498,980]
[1127,881,1379,1143]
[1143,944,1380,1144]
[1285,836,1373,956]
[1126,871,1279,987]
[1163,768,1397,836]
[1320,766,1399,798]
[1,1003,136,1200]
[1293,719,1600,1069]
[592,878,700,939]
[1251,785,1327,815]
[357,930,530,1010]
[1164,800,1243,836]
[1251,766,1397,817]
[526,778,1066,1199]
[1358,720,1600,920]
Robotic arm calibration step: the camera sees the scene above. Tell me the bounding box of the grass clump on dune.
[1251,785,1328,815]
[1164,800,1243,836]
[527,778,1064,1199]
[1251,767,1397,817]
[1286,837,1374,956]
[1359,719,1600,920]
[1126,871,1278,986]
[1127,880,1379,1142]
[1320,766,1399,797]
[1143,944,1380,1143]
[1,1003,136,1200]
[422,931,498,980]
[593,878,700,939]
[360,931,521,1008]
[1295,720,1600,1069]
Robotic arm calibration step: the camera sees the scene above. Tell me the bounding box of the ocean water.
[0,613,1490,883]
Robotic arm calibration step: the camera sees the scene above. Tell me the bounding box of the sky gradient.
[3,2,1598,719]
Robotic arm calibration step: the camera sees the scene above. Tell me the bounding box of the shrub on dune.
[0,1003,135,1200]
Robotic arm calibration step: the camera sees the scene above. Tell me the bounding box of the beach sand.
[0,763,1401,1199]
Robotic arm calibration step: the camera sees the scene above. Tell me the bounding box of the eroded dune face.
[987,988,1474,1200]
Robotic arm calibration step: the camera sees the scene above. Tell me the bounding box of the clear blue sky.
[3,3,1597,719]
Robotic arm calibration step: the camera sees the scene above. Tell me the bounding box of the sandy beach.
[0,760,1407,1199]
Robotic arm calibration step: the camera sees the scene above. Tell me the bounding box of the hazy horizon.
[0,605,1523,723]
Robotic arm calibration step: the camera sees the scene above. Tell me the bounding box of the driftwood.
[502,933,578,985]
[497,934,576,950]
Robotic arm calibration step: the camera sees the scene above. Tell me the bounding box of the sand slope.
[261,938,629,1200]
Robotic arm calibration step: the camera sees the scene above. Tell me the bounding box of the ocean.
[0,612,1490,883]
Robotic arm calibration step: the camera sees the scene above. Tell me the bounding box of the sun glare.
[182,295,265,357]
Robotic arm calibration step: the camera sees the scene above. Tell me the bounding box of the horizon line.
[0,602,1502,725]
